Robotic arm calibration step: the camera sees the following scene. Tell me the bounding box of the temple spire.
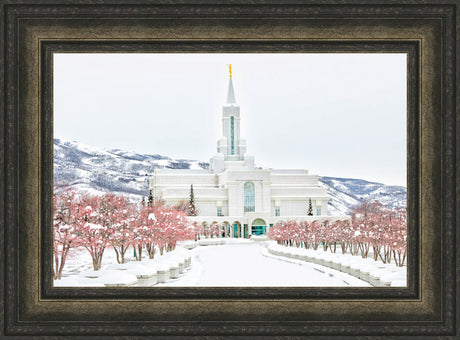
[226,64,236,104]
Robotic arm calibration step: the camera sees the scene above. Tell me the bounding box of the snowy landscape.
[54,138,407,216]
[56,237,406,288]
[50,53,408,288]
[53,138,407,288]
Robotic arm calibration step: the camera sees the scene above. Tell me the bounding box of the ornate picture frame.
[1,1,457,337]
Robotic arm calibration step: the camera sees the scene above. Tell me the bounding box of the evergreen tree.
[307,198,313,216]
[187,184,197,216]
[148,190,154,207]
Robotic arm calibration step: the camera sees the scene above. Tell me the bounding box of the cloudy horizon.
[54,53,407,186]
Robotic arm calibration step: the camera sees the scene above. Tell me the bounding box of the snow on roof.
[271,169,309,174]
[154,169,213,174]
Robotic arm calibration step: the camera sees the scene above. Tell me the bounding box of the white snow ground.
[55,239,409,287]
[157,239,370,287]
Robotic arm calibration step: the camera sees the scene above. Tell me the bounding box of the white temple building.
[150,67,348,238]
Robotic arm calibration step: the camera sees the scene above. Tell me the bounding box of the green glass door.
[251,225,266,235]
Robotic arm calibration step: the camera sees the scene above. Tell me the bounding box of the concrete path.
[158,240,370,287]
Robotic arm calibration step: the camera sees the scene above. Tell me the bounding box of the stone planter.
[178,260,185,273]
[272,249,281,256]
[103,272,138,287]
[295,252,305,260]
[348,264,361,278]
[380,279,392,287]
[340,259,354,274]
[309,254,317,263]
[169,262,180,279]
[136,272,158,287]
[156,265,171,283]
[316,253,329,266]
[298,254,310,262]
[369,270,383,286]
[331,258,342,271]
[358,266,372,282]
[323,258,333,268]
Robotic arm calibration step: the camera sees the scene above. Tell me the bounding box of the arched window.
[244,182,255,212]
[230,116,235,155]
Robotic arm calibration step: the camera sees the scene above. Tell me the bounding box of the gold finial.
[228,64,232,78]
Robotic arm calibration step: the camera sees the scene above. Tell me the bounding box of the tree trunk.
[329,242,336,253]
[373,246,381,261]
[146,243,155,259]
[120,245,125,264]
[360,243,369,258]
[54,252,59,280]
[137,245,142,261]
[57,246,69,279]
[114,248,121,264]
[98,254,103,270]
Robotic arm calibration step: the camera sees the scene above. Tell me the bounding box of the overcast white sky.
[54,53,407,186]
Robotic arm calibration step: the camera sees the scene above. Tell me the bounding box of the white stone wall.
[195,200,219,216]
[278,200,308,216]
[271,174,318,185]
[321,200,329,216]
[151,168,331,218]
[270,187,328,197]
[160,187,226,200]
[227,183,240,216]
[152,172,216,186]
[222,104,242,159]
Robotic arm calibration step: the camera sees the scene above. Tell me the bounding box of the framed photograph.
[2,1,457,338]
[52,52,408,289]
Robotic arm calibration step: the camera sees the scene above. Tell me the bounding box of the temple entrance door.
[233,223,242,238]
[223,222,230,237]
[251,218,267,235]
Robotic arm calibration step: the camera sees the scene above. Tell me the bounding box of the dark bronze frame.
[1,1,458,338]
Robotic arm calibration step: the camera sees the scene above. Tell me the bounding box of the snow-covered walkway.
[158,239,370,287]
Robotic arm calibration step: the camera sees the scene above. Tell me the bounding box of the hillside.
[53,138,406,215]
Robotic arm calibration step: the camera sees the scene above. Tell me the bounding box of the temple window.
[244,182,255,212]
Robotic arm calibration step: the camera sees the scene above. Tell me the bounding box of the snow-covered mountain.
[53,138,406,215]
[53,138,208,202]
[319,177,407,215]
